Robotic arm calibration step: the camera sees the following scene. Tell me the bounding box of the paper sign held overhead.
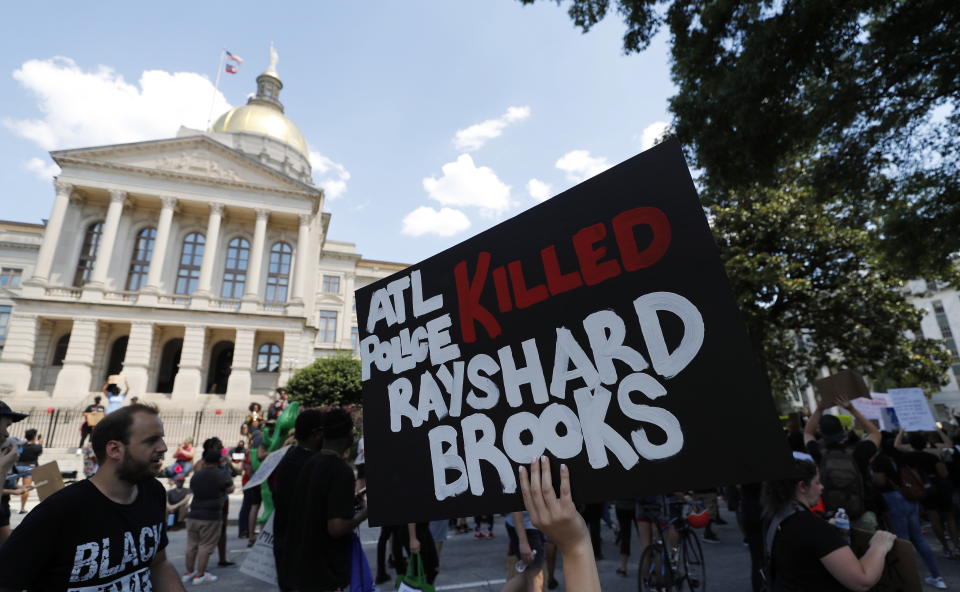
[888,388,937,432]
[814,369,870,409]
[357,139,795,526]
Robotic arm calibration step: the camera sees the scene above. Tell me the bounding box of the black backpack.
[820,448,865,519]
[761,503,803,592]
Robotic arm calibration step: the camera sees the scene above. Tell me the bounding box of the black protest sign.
[357,139,794,527]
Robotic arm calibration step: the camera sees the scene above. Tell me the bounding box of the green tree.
[707,169,951,401]
[520,0,959,280]
[285,352,363,408]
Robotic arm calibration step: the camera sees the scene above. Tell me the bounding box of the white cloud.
[423,154,511,213]
[309,150,351,200]
[527,178,552,202]
[641,121,670,151]
[24,157,60,181]
[401,206,471,237]
[453,105,531,151]
[3,57,232,151]
[555,150,611,182]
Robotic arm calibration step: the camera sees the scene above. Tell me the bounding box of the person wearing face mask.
[763,459,897,591]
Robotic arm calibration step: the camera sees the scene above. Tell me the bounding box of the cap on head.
[0,401,28,423]
[820,414,845,444]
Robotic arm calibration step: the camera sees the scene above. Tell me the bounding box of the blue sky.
[0,1,675,264]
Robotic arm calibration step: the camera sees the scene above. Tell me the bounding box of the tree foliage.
[285,352,363,408]
[522,0,959,279]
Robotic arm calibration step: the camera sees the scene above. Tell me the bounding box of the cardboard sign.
[243,445,290,490]
[83,411,104,426]
[357,139,795,526]
[851,528,921,592]
[814,369,870,408]
[239,514,277,585]
[888,388,937,432]
[31,461,65,501]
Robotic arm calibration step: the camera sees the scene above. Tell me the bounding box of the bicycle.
[637,498,707,592]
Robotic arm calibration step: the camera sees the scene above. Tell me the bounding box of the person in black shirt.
[763,458,895,591]
[0,403,184,591]
[269,407,325,591]
[80,396,106,448]
[284,408,368,592]
[16,428,42,514]
[900,430,959,561]
[183,447,235,584]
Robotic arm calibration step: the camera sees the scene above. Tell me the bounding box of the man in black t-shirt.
[0,404,184,591]
[80,396,106,448]
[284,408,368,592]
[183,448,235,584]
[269,408,325,591]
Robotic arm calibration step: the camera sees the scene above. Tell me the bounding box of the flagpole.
[207,49,226,130]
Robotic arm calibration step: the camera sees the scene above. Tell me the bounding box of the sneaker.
[486,531,495,538]
[474,531,484,539]
[925,576,947,589]
[180,572,193,583]
[192,573,218,585]
[702,533,720,544]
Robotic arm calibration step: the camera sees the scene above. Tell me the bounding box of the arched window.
[256,343,282,372]
[73,222,103,287]
[221,237,250,299]
[126,227,156,291]
[52,333,71,366]
[265,242,292,302]
[175,233,205,295]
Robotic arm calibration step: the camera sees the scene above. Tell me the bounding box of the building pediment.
[51,135,321,198]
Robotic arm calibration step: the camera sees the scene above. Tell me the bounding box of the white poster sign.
[240,514,277,585]
[851,396,888,421]
[888,388,937,432]
[243,445,290,490]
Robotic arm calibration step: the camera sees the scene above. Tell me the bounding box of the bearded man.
[0,404,185,592]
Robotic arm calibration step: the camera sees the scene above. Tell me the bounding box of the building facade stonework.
[0,63,404,411]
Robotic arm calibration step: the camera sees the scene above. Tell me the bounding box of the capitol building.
[0,59,403,411]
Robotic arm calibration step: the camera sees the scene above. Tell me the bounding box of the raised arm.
[894,428,913,453]
[804,401,823,445]
[519,457,600,592]
[836,395,881,448]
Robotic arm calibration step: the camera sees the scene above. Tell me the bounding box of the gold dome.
[211,103,308,156]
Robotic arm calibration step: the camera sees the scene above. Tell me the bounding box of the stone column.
[27,180,73,289]
[0,314,38,394]
[226,328,256,398]
[191,203,224,308]
[289,214,311,314]
[278,328,303,385]
[241,209,269,313]
[53,318,99,397]
[172,325,206,397]
[121,322,153,396]
[139,197,177,305]
[83,189,126,301]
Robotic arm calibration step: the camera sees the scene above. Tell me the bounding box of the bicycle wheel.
[639,543,673,592]
[677,529,706,591]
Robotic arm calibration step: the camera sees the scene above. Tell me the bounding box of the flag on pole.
[225,50,244,64]
[225,64,238,74]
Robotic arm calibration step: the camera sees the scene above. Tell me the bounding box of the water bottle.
[834,508,850,539]
[515,550,538,573]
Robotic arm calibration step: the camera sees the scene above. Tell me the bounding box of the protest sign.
[814,369,870,408]
[243,445,290,490]
[888,388,937,432]
[240,514,277,585]
[851,395,888,421]
[30,461,64,501]
[358,139,795,526]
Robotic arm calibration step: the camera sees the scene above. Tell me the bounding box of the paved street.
[13,490,960,590]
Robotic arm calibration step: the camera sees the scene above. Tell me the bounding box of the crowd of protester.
[8,386,960,591]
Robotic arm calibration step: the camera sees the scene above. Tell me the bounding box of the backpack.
[820,448,865,519]
[897,462,929,502]
[760,503,803,592]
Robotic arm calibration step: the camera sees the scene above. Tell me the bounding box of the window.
[319,311,338,342]
[73,222,103,287]
[52,333,70,366]
[322,275,341,294]
[0,268,22,288]
[266,242,292,302]
[0,306,10,340]
[125,227,156,291]
[351,326,359,353]
[175,233,205,295]
[256,343,282,372]
[221,237,250,299]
